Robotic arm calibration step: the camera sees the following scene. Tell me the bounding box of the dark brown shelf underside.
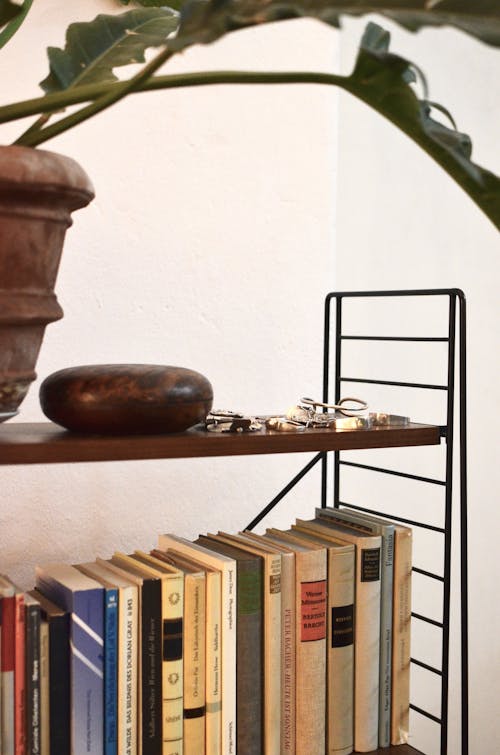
[0,421,440,465]
[364,747,423,755]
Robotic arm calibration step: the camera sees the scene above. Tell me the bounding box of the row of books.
[0,506,412,755]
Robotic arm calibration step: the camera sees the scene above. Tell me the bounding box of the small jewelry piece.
[300,396,368,417]
[205,410,262,433]
[369,412,410,427]
[265,417,306,433]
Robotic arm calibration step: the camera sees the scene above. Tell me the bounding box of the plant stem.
[1,70,345,131]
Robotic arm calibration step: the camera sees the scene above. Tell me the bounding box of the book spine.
[25,600,41,755]
[203,573,221,755]
[295,553,327,755]
[263,554,281,755]
[48,613,70,754]
[104,588,118,755]
[140,580,162,755]
[0,599,2,753]
[279,554,295,755]
[1,594,15,755]
[391,527,412,746]
[119,587,137,755]
[14,592,26,755]
[39,620,49,755]
[328,549,355,755]
[71,588,104,755]
[378,528,394,748]
[162,575,184,755]
[222,565,236,755]
[236,560,263,755]
[183,574,205,755]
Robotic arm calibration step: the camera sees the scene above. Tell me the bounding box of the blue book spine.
[104,588,118,755]
[37,574,104,755]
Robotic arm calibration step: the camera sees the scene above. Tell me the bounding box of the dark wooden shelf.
[364,746,423,755]
[0,421,440,465]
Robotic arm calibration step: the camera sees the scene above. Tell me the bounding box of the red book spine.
[14,593,26,755]
[1,594,15,754]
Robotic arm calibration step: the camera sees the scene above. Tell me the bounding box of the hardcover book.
[294,518,381,753]
[107,553,162,755]
[153,550,206,755]
[24,593,41,755]
[1,575,15,755]
[240,531,295,755]
[38,618,49,755]
[75,564,119,755]
[157,533,236,755]
[35,564,104,755]
[212,531,281,755]
[132,551,186,755]
[262,530,327,755]
[28,589,70,755]
[274,527,355,755]
[79,561,138,755]
[152,547,221,755]
[316,506,394,748]
[196,534,263,755]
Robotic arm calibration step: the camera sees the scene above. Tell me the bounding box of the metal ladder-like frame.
[247,289,468,755]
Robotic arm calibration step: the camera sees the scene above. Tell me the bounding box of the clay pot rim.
[0,144,94,207]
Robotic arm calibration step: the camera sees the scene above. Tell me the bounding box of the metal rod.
[412,567,445,583]
[411,658,443,676]
[339,501,445,533]
[440,294,457,755]
[245,452,324,531]
[325,288,465,300]
[412,612,444,629]
[410,705,442,725]
[339,459,446,486]
[341,335,449,342]
[333,296,342,508]
[458,292,469,755]
[321,295,332,509]
[340,376,448,391]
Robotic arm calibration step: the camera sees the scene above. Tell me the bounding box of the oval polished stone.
[39,364,213,434]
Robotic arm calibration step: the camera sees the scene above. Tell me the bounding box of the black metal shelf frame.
[247,289,468,755]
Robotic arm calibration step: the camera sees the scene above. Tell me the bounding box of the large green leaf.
[0,1,23,27]
[40,8,179,94]
[173,1,500,52]
[340,22,500,229]
[118,1,185,10]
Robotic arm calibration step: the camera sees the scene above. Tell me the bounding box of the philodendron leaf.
[173,0,500,52]
[341,22,500,229]
[40,8,179,94]
[119,1,185,10]
[0,0,23,27]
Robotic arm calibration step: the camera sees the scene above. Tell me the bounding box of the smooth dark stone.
[39,364,213,434]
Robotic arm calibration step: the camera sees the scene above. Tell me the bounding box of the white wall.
[0,3,338,582]
[1,4,498,754]
[335,16,499,755]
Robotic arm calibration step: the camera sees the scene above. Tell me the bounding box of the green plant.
[1,1,499,229]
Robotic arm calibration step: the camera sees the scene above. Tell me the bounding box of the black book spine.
[25,600,41,755]
[49,612,71,754]
[140,579,162,755]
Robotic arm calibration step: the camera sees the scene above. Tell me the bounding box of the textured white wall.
[335,16,499,755]
[0,1,338,583]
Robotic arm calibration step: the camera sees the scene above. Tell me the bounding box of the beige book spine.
[391,525,412,746]
[158,535,236,755]
[129,551,185,752]
[39,619,49,755]
[118,584,138,755]
[294,548,327,755]
[204,571,222,755]
[183,572,206,755]
[294,519,380,753]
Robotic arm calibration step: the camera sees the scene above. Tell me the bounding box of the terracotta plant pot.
[0,145,94,422]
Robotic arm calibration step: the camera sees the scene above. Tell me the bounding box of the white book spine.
[205,573,222,755]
